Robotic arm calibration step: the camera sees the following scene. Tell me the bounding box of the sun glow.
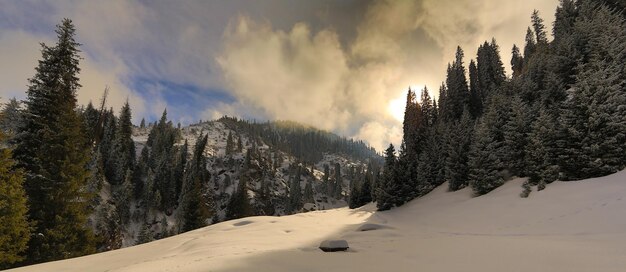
[388,95,405,122]
[388,85,423,122]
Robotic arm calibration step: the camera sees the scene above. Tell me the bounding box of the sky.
[0,0,559,151]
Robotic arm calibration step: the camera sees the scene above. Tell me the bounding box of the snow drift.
[9,171,626,272]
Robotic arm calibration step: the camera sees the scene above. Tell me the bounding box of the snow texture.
[9,171,626,272]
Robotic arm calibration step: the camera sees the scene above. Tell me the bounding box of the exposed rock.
[319,239,349,252]
[356,223,389,232]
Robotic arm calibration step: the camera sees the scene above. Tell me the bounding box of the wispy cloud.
[216,0,558,150]
[0,0,559,151]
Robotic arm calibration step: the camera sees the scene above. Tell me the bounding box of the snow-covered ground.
[10,171,626,272]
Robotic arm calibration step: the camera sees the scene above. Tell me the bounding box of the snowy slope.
[10,171,626,272]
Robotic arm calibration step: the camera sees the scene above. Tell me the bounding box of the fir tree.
[289,174,302,212]
[179,134,213,232]
[523,27,537,60]
[531,10,549,45]
[0,133,30,268]
[303,180,314,204]
[226,174,253,220]
[100,110,117,182]
[0,98,23,139]
[333,163,343,199]
[236,135,243,153]
[468,60,482,117]
[468,119,505,196]
[358,169,373,206]
[444,47,471,122]
[92,202,122,252]
[225,131,234,156]
[503,96,532,177]
[511,45,524,78]
[173,140,188,203]
[112,101,135,185]
[445,109,474,191]
[348,176,361,209]
[558,3,626,179]
[376,144,398,211]
[420,87,436,128]
[13,18,96,263]
[322,164,330,195]
[137,222,153,244]
[112,170,133,225]
[476,39,506,102]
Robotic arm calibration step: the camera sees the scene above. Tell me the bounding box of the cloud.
[1,0,560,151]
[0,30,46,101]
[0,28,146,123]
[216,0,559,151]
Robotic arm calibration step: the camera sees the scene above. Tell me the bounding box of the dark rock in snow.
[319,240,349,252]
[356,223,388,232]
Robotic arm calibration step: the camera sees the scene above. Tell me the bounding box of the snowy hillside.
[134,118,373,217]
[11,170,626,272]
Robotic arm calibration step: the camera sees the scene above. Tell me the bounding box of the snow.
[10,171,626,272]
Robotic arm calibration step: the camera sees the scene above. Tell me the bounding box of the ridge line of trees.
[373,0,626,211]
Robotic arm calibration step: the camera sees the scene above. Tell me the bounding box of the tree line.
[364,0,626,211]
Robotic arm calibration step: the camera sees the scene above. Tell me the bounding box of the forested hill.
[217,116,381,164]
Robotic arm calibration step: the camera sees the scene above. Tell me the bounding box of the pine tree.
[289,174,302,212]
[225,131,234,156]
[0,133,30,268]
[137,222,153,244]
[179,134,213,232]
[396,87,423,202]
[376,144,398,211]
[348,176,361,209]
[502,96,532,177]
[112,101,135,185]
[173,140,188,203]
[322,164,330,195]
[82,102,99,144]
[358,169,373,205]
[476,39,506,102]
[531,10,549,46]
[468,119,505,196]
[526,109,562,184]
[402,88,422,153]
[511,45,524,78]
[523,27,537,60]
[112,170,133,225]
[13,18,96,263]
[226,174,253,220]
[303,180,314,204]
[420,87,435,128]
[558,3,626,179]
[333,163,343,199]
[444,47,471,122]
[468,60,482,117]
[553,0,579,42]
[92,202,122,252]
[0,98,23,139]
[100,110,117,182]
[445,109,474,191]
[237,135,243,153]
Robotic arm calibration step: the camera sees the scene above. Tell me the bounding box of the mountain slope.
[11,170,626,272]
[101,117,379,248]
